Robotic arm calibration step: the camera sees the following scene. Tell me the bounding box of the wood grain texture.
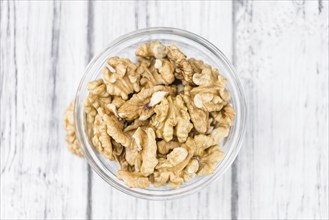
[1,1,90,219]
[233,0,328,219]
[0,1,327,220]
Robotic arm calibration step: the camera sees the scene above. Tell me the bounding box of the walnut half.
[151,95,193,143]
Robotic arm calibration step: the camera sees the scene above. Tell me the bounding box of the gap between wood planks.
[231,0,238,215]
[86,1,94,219]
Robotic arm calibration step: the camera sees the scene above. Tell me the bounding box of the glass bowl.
[74,27,247,200]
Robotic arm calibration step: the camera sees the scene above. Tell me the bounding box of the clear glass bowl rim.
[74,27,247,200]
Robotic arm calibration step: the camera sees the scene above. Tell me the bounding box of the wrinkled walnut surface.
[64,41,235,189]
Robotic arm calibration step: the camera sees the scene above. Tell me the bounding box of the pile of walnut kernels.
[64,41,235,189]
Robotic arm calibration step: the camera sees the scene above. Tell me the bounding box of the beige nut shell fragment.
[124,119,149,132]
[118,86,172,121]
[190,86,226,112]
[157,140,180,155]
[182,159,200,181]
[114,152,131,172]
[167,44,193,83]
[193,127,228,157]
[117,171,151,188]
[111,96,125,108]
[192,68,216,87]
[138,128,159,176]
[197,147,224,176]
[185,159,199,174]
[87,79,110,97]
[211,126,229,144]
[112,139,124,156]
[189,58,227,87]
[107,103,119,117]
[139,58,175,88]
[212,104,236,127]
[83,97,97,136]
[153,171,184,188]
[157,143,195,175]
[108,57,140,87]
[136,41,167,59]
[131,127,145,151]
[83,83,112,136]
[149,91,170,107]
[125,138,142,171]
[193,92,225,112]
[103,67,132,100]
[182,93,209,134]
[193,134,216,157]
[117,88,154,121]
[98,108,131,147]
[189,66,229,112]
[156,147,188,169]
[92,114,113,160]
[151,97,174,141]
[154,59,175,84]
[64,102,83,157]
[142,128,159,176]
[151,95,193,143]
[174,95,193,142]
[103,57,140,100]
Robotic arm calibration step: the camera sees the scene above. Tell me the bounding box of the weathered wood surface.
[0,1,327,219]
[233,1,328,219]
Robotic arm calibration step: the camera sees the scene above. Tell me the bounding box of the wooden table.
[1,1,328,219]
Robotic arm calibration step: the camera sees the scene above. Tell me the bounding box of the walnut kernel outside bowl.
[74,27,247,200]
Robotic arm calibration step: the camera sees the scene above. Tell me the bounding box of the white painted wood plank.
[1,1,90,219]
[234,1,328,219]
[56,1,92,219]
